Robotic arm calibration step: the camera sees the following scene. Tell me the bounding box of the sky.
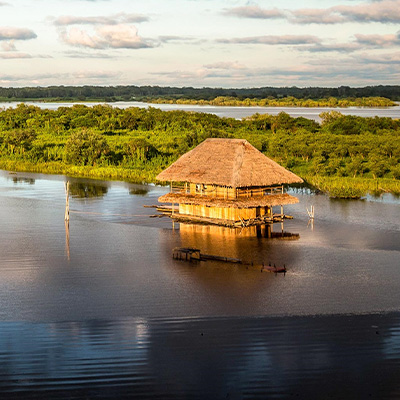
[0,0,399,88]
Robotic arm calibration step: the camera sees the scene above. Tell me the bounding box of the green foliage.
[0,103,399,197]
[64,130,109,166]
[150,96,396,108]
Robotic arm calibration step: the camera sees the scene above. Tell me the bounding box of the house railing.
[169,184,285,199]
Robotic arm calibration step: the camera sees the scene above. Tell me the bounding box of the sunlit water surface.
[1,101,400,121]
[0,170,399,398]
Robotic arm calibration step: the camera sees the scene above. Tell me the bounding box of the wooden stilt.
[64,181,70,222]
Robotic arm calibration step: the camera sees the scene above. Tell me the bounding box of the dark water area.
[0,170,399,398]
[1,101,400,121]
[2,314,400,399]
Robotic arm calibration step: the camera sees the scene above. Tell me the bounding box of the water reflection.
[0,313,399,399]
[11,177,35,185]
[179,222,300,240]
[129,186,149,196]
[68,181,108,198]
[65,220,70,261]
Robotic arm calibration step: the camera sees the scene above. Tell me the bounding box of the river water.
[0,170,399,398]
[1,101,400,121]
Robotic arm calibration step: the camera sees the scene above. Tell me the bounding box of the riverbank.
[1,159,399,198]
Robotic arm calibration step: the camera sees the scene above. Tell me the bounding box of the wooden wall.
[189,184,237,200]
[179,204,269,221]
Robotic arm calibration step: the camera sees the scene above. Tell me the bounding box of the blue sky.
[0,0,399,87]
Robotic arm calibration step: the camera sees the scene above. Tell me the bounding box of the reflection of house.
[156,138,303,227]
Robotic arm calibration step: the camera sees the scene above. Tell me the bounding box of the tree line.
[1,85,400,102]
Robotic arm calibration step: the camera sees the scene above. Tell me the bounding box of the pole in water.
[64,181,70,222]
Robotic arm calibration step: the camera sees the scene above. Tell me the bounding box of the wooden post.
[64,181,70,222]
[280,205,284,220]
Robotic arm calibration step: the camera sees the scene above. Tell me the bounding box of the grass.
[304,175,400,198]
[0,160,159,184]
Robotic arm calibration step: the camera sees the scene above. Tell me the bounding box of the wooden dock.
[172,247,287,273]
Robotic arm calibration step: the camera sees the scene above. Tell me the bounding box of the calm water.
[1,170,399,398]
[1,101,400,121]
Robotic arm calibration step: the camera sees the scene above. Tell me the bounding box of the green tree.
[64,130,109,165]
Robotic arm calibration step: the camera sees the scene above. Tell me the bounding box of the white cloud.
[223,6,286,20]
[1,40,16,51]
[60,24,155,49]
[355,32,400,47]
[217,35,321,45]
[0,52,32,59]
[204,61,247,70]
[0,27,37,41]
[72,70,119,79]
[54,13,148,26]
[224,1,400,24]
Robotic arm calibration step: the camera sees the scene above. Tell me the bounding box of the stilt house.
[156,138,303,226]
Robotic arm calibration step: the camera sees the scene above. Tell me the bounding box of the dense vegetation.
[1,85,400,102]
[147,96,395,108]
[0,104,399,198]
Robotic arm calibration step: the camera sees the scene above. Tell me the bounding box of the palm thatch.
[156,138,303,188]
[158,193,299,208]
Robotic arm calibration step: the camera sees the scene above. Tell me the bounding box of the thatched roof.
[156,138,303,188]
[158,193,299,208]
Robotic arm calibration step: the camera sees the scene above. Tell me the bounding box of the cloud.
[299,30,400,53]
[72,70,119,79]
[290,8,346,24]
[355,32,400,47]
[1,40,16,51]
[0,52,32,59]
[0,70,119,86]
[54,13,148,26]
[0,27,37,41]
[63,50,114,58]
[0,73,68,85]
[356,51,400,64]
[303,43,363,53]
[223,1,400,24]
[0,2,10,5]
[0,52,51,59]
[148,55,400,86]
[223,6,286,19]
[217,35,321,45]
[203,61,247,70]
[331,0,400,23]
[60,24,155,49]
[158,35,203,45]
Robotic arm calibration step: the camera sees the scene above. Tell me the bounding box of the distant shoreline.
[0,96,396,108]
